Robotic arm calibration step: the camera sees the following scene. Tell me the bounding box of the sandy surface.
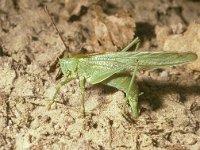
[0,0,200,149]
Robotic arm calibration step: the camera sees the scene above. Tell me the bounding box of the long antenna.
[44,6,69,56]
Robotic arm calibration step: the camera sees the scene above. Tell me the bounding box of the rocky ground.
[0,0,200,149]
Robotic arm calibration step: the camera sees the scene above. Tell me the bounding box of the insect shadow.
[138,79,200,111]
[91,78,200,114]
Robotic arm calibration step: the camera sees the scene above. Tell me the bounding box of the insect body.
[48,38,197,117]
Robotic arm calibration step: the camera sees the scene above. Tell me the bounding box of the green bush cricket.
[45,8,197,118]
[48,38,197,117]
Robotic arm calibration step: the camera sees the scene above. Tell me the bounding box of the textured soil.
[0,0,200,149]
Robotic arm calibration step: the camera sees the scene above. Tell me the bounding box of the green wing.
[87,51,197,68]
[78,51,197,84]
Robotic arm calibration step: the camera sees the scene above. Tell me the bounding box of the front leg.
[79,76,86,117]
[48,77,74,110]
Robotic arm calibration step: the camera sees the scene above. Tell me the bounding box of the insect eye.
[135,59,139,63]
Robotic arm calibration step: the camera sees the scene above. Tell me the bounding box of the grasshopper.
[45,8,197,118]
[48,37,197,117]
